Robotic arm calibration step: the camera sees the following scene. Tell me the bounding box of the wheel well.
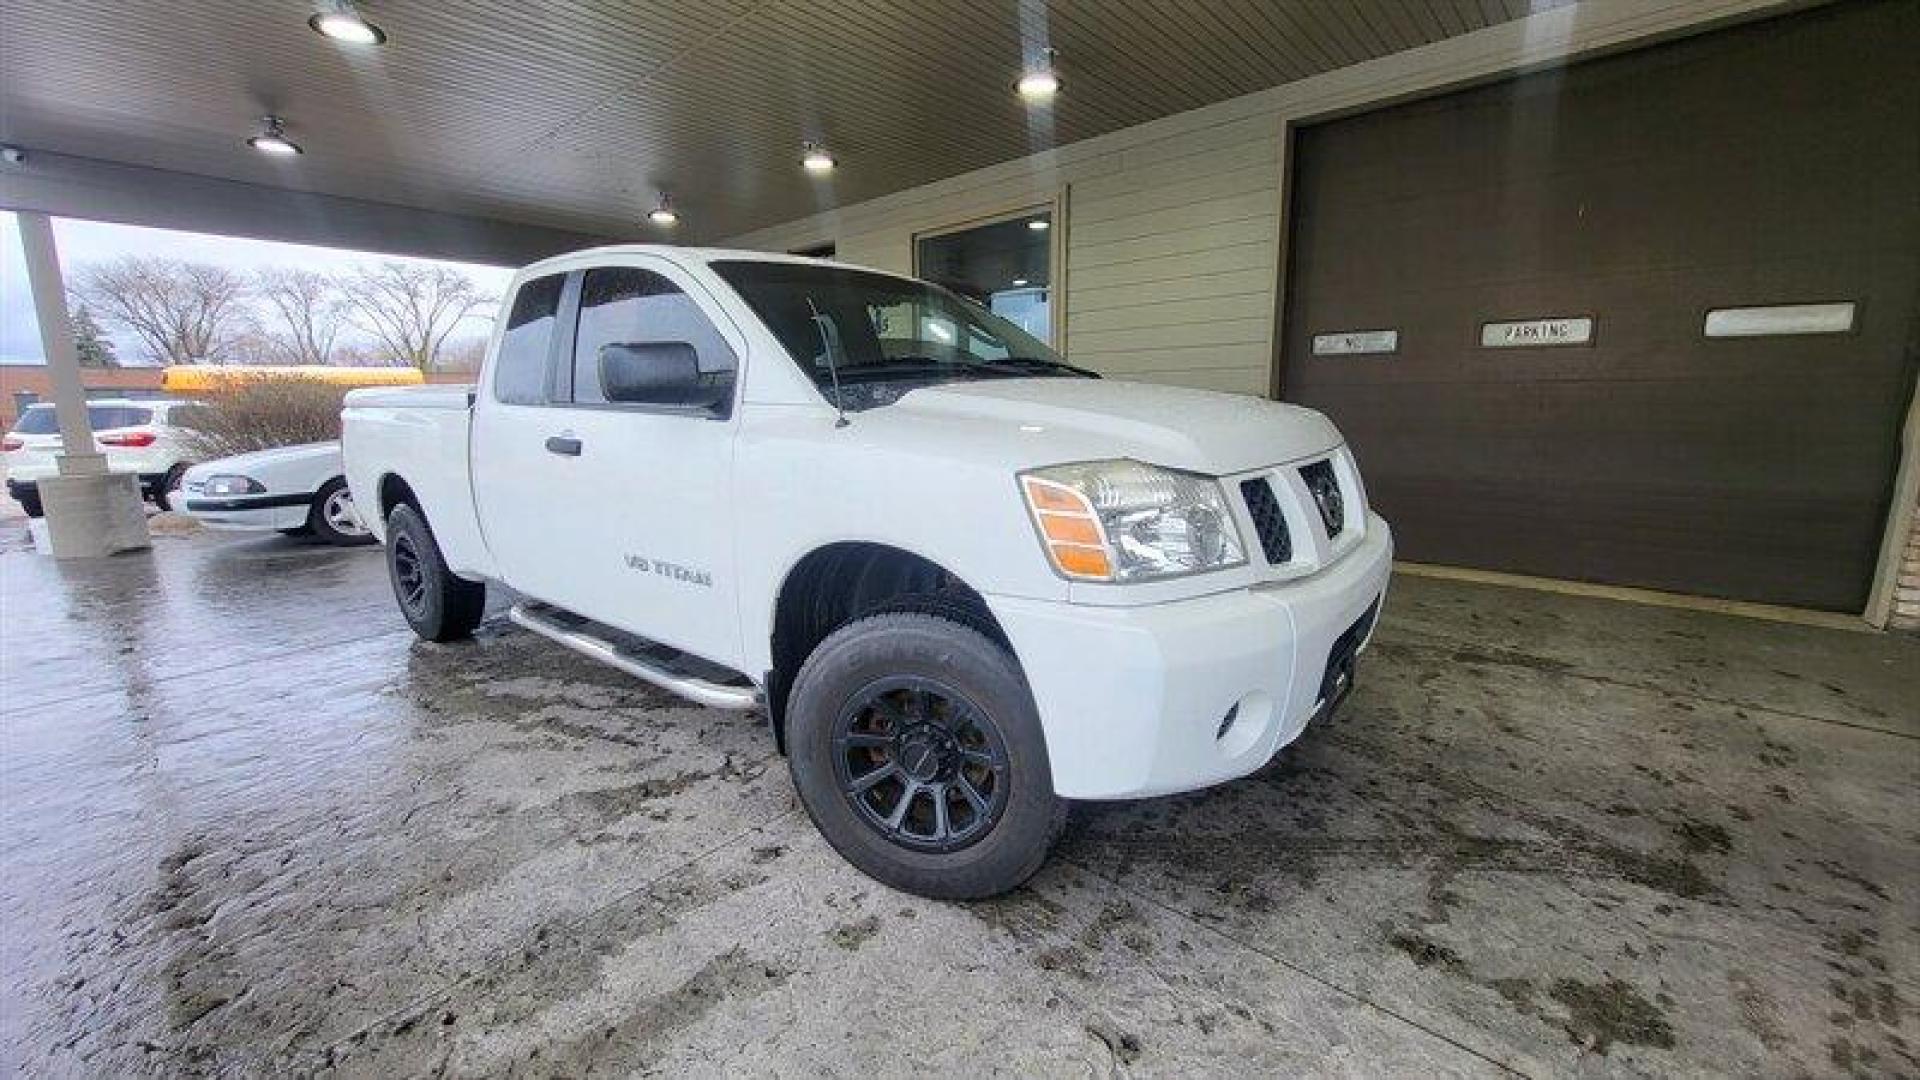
[378,474,419,521]
[767,542,1009,754]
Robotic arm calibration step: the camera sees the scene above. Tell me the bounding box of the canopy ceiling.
[0,1,1561,246]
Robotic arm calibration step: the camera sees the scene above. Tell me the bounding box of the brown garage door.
[1278,0,1919,612]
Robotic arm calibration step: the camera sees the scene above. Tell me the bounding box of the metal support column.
[16,211,150,555]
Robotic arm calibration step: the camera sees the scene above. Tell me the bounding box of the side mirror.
[598,341,726,410]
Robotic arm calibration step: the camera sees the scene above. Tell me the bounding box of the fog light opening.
[1215,691,1273,758]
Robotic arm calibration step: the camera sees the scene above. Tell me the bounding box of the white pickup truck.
[344,245,1391,899]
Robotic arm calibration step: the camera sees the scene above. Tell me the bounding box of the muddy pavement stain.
[319,819,1501,1078]
[1055,610,1919,1077]
[1,536,791,1075]
[4,532,1916,1077]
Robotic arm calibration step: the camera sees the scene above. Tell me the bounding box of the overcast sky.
[0,212,514,366]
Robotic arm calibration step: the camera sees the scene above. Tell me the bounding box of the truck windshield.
[710,260,1094,411]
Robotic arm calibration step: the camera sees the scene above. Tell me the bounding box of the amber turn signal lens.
[1020,475,1114,580]
[1052,545,1111,577]
[1038,512,1101,545]
[1025,481,1085,513]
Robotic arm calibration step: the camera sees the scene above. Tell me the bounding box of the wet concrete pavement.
[1,524,1914,1077]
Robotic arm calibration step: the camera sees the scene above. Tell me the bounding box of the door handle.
[544,435,582,457]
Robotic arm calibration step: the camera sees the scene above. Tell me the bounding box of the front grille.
[1239,477,1291,564]
[1299,460,1344,537]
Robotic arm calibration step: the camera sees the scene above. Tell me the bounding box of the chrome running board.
[508,602,762,711]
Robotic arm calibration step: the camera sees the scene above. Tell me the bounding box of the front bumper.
[180,491,312,531]
[988,512,1392,800]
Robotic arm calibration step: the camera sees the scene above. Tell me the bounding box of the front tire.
[385,502,485,641]
[786,612,1066,900]
[308,477,375,547]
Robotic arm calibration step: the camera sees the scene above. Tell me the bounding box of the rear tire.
[786,612,1066,900]
[385,502,485,641]
[17,489,44,519]
[308,477,375,547]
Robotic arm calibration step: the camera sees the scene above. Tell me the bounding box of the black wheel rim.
[831,676,1010,853]
[391,532,428,616]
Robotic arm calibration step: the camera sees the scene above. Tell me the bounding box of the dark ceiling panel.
[0,0,1565,242]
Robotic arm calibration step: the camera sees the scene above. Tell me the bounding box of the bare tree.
[434,335,488,374]
[329,342,407,368]
[253,268,344,365]
[69,256,249,364]
[221,324,286,366]
[340,262,491,371]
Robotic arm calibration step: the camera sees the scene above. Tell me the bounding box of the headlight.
[1020,460,1246,582]
[203,474,265,496]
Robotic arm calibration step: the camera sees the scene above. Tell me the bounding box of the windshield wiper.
[827,358,1015,383]
[888,355,1100,378]
[829,356,1098,384]
[992,357,1101,378]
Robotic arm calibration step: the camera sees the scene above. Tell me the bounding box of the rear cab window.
[492,273,566,405]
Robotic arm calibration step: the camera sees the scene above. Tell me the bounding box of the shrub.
[181,376,350,459]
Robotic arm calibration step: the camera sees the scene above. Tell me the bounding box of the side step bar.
[507,602,762,711]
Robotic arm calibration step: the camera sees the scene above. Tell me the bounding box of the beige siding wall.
[726,0,1788,398]
[1065,124,1280,394]
[737,114,1285,395]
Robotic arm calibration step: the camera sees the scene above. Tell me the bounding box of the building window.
[915,209,1053,345]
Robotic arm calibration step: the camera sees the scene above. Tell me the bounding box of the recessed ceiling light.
[308,2,386,45]
[1027,219,1050,231]
[1016,69,1060,101]
[247,116,303,155]
[1012,278,1029,287]
[648,200,678,226]
[801,143,836,174]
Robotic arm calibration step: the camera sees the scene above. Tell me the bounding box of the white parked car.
[3,398,204,517]
[344,246,1391,899]
[178,441,372,546]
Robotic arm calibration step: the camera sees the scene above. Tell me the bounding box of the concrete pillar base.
[36,472,151,557]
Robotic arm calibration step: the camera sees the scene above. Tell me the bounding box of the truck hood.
[886,378,1343,475]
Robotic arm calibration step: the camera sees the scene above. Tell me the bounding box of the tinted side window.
[88,406,152,430]
[572,267,736,410]
[13,407,58,434]
[492,274,565,404]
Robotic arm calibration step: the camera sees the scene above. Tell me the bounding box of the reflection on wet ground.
[2,526,1915,1076]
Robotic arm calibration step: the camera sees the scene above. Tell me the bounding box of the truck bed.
[341,385,494,579]
[344,384,474,410]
